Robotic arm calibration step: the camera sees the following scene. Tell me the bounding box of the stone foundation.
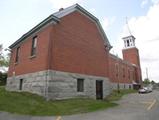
[111,82,133,90]
[6,70,112,100]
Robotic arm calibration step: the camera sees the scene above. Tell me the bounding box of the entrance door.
[96,80,103,100]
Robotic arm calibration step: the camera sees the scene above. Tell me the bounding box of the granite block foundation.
[6,70,112,100]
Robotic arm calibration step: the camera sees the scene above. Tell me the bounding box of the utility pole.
[146,67,149,80]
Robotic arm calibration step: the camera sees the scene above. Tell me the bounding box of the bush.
[0,72,7,86]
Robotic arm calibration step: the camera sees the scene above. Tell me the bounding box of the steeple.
[122,18,142,84]
[122,17,136,49]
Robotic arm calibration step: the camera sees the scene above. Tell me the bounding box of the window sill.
[77,92,85,96]
[77,91,84,93]
[14,62,19,65]
[29,55,36,59]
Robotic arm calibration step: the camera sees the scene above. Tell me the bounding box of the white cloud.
[102,17,116,32]
[141,0,149,8]
[151,0,159,4]
[116,3,159,82]
[49,0,83,9]
[141,0,159,8]
[102,18,109,31]
[89,8,97,15]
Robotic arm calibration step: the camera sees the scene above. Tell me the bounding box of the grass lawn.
[106,89,137,101]
[0,86,117,116]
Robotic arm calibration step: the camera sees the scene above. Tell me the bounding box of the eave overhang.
[9,15,60,49]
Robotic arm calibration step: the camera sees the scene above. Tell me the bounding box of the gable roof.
[53,4,112,50]
[9,15,60,48]
[9,4,112,50]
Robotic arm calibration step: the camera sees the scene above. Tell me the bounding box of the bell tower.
[122,18,142,85]
[123,35,135,48]
[122,18,140,67]
[122,35,140,67]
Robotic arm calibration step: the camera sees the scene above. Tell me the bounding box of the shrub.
[0,72,7,86]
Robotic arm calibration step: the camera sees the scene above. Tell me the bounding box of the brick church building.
[6,4,142,100]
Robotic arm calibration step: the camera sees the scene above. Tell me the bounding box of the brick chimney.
[59,8,64,11]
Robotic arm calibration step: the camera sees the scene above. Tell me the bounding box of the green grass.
[106,89,137,101]
[0,86,136,116]
[0,86,117,116]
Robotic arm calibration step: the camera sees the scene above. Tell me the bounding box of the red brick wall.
[122,47,142,83]
[51,11,109,77]
[8,11,109,78]
[135,67,142,84]
[109,54,136,84]
[8,25,52,77]
[122,48,140,67]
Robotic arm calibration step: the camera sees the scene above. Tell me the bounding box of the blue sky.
[1,0,159,82]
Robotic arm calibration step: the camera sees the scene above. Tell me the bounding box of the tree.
[151,80,156,85]
[0,44,10,72]
[143,78,151,85]
[0,72,7,86]
[0,44,9,86]
[0,54,10,67]
[0,44,3,59]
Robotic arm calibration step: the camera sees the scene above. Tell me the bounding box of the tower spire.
[122,17,136,49]
[126,17,132,36]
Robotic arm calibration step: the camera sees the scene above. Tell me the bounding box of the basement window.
[77,78,84,92]
[19,79,23,90]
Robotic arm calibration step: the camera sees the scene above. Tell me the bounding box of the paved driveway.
[0,90,159,120]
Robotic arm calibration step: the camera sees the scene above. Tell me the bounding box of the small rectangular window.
[31,36,37,56]
[128,70,130,79]
[77,78,84,92]
[19,79,23,90]
[115,64,119,77]
[15,47,20,63]
[133,71,135,80]
[123,68,125,78]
